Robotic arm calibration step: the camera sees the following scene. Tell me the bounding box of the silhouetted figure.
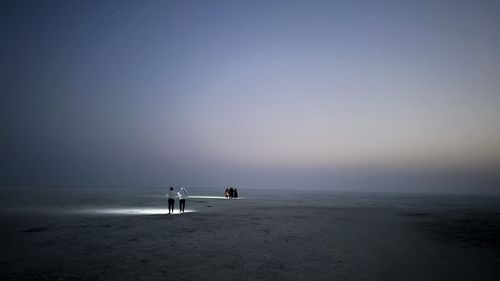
[166,187,176,214]
[225,188,229,198]
[229,187,234,199]
[178,186,188,212]
[234,188,238,199]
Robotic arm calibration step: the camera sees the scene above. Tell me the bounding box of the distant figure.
[225,188,229,198]
[166,187,176,214]
[178,186,188,213]
[234,188,238,199]
[228,187,234,199]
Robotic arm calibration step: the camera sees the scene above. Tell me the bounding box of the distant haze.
[1,1,500,193]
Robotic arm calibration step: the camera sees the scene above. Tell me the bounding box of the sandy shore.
[1,197,500,281]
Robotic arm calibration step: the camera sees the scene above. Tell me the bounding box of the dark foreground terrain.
[1,201,500,281]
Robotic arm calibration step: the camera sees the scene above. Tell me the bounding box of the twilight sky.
[1,0,500,193]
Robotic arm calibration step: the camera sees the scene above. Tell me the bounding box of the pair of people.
[166,186,189,214]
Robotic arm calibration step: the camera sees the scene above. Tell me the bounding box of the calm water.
[1,187,499,215]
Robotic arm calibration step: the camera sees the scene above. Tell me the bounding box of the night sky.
[1,0,500,193]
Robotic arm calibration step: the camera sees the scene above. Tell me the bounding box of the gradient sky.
[1,0,500,193]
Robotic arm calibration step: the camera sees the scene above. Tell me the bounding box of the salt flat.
[1,188,499,281]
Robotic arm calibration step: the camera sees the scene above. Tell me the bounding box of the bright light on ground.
[190,196,241,199]
[74,208,196,215]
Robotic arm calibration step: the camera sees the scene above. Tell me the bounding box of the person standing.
[166,187,176,214]
[178,186,189,212]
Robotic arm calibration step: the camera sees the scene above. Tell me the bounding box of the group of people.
[224,187,239,199]
[165,186,189,214]
[166,186,240,214]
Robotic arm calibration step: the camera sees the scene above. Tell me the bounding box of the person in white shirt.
[177,186,188,212]
[166,187,177,214]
